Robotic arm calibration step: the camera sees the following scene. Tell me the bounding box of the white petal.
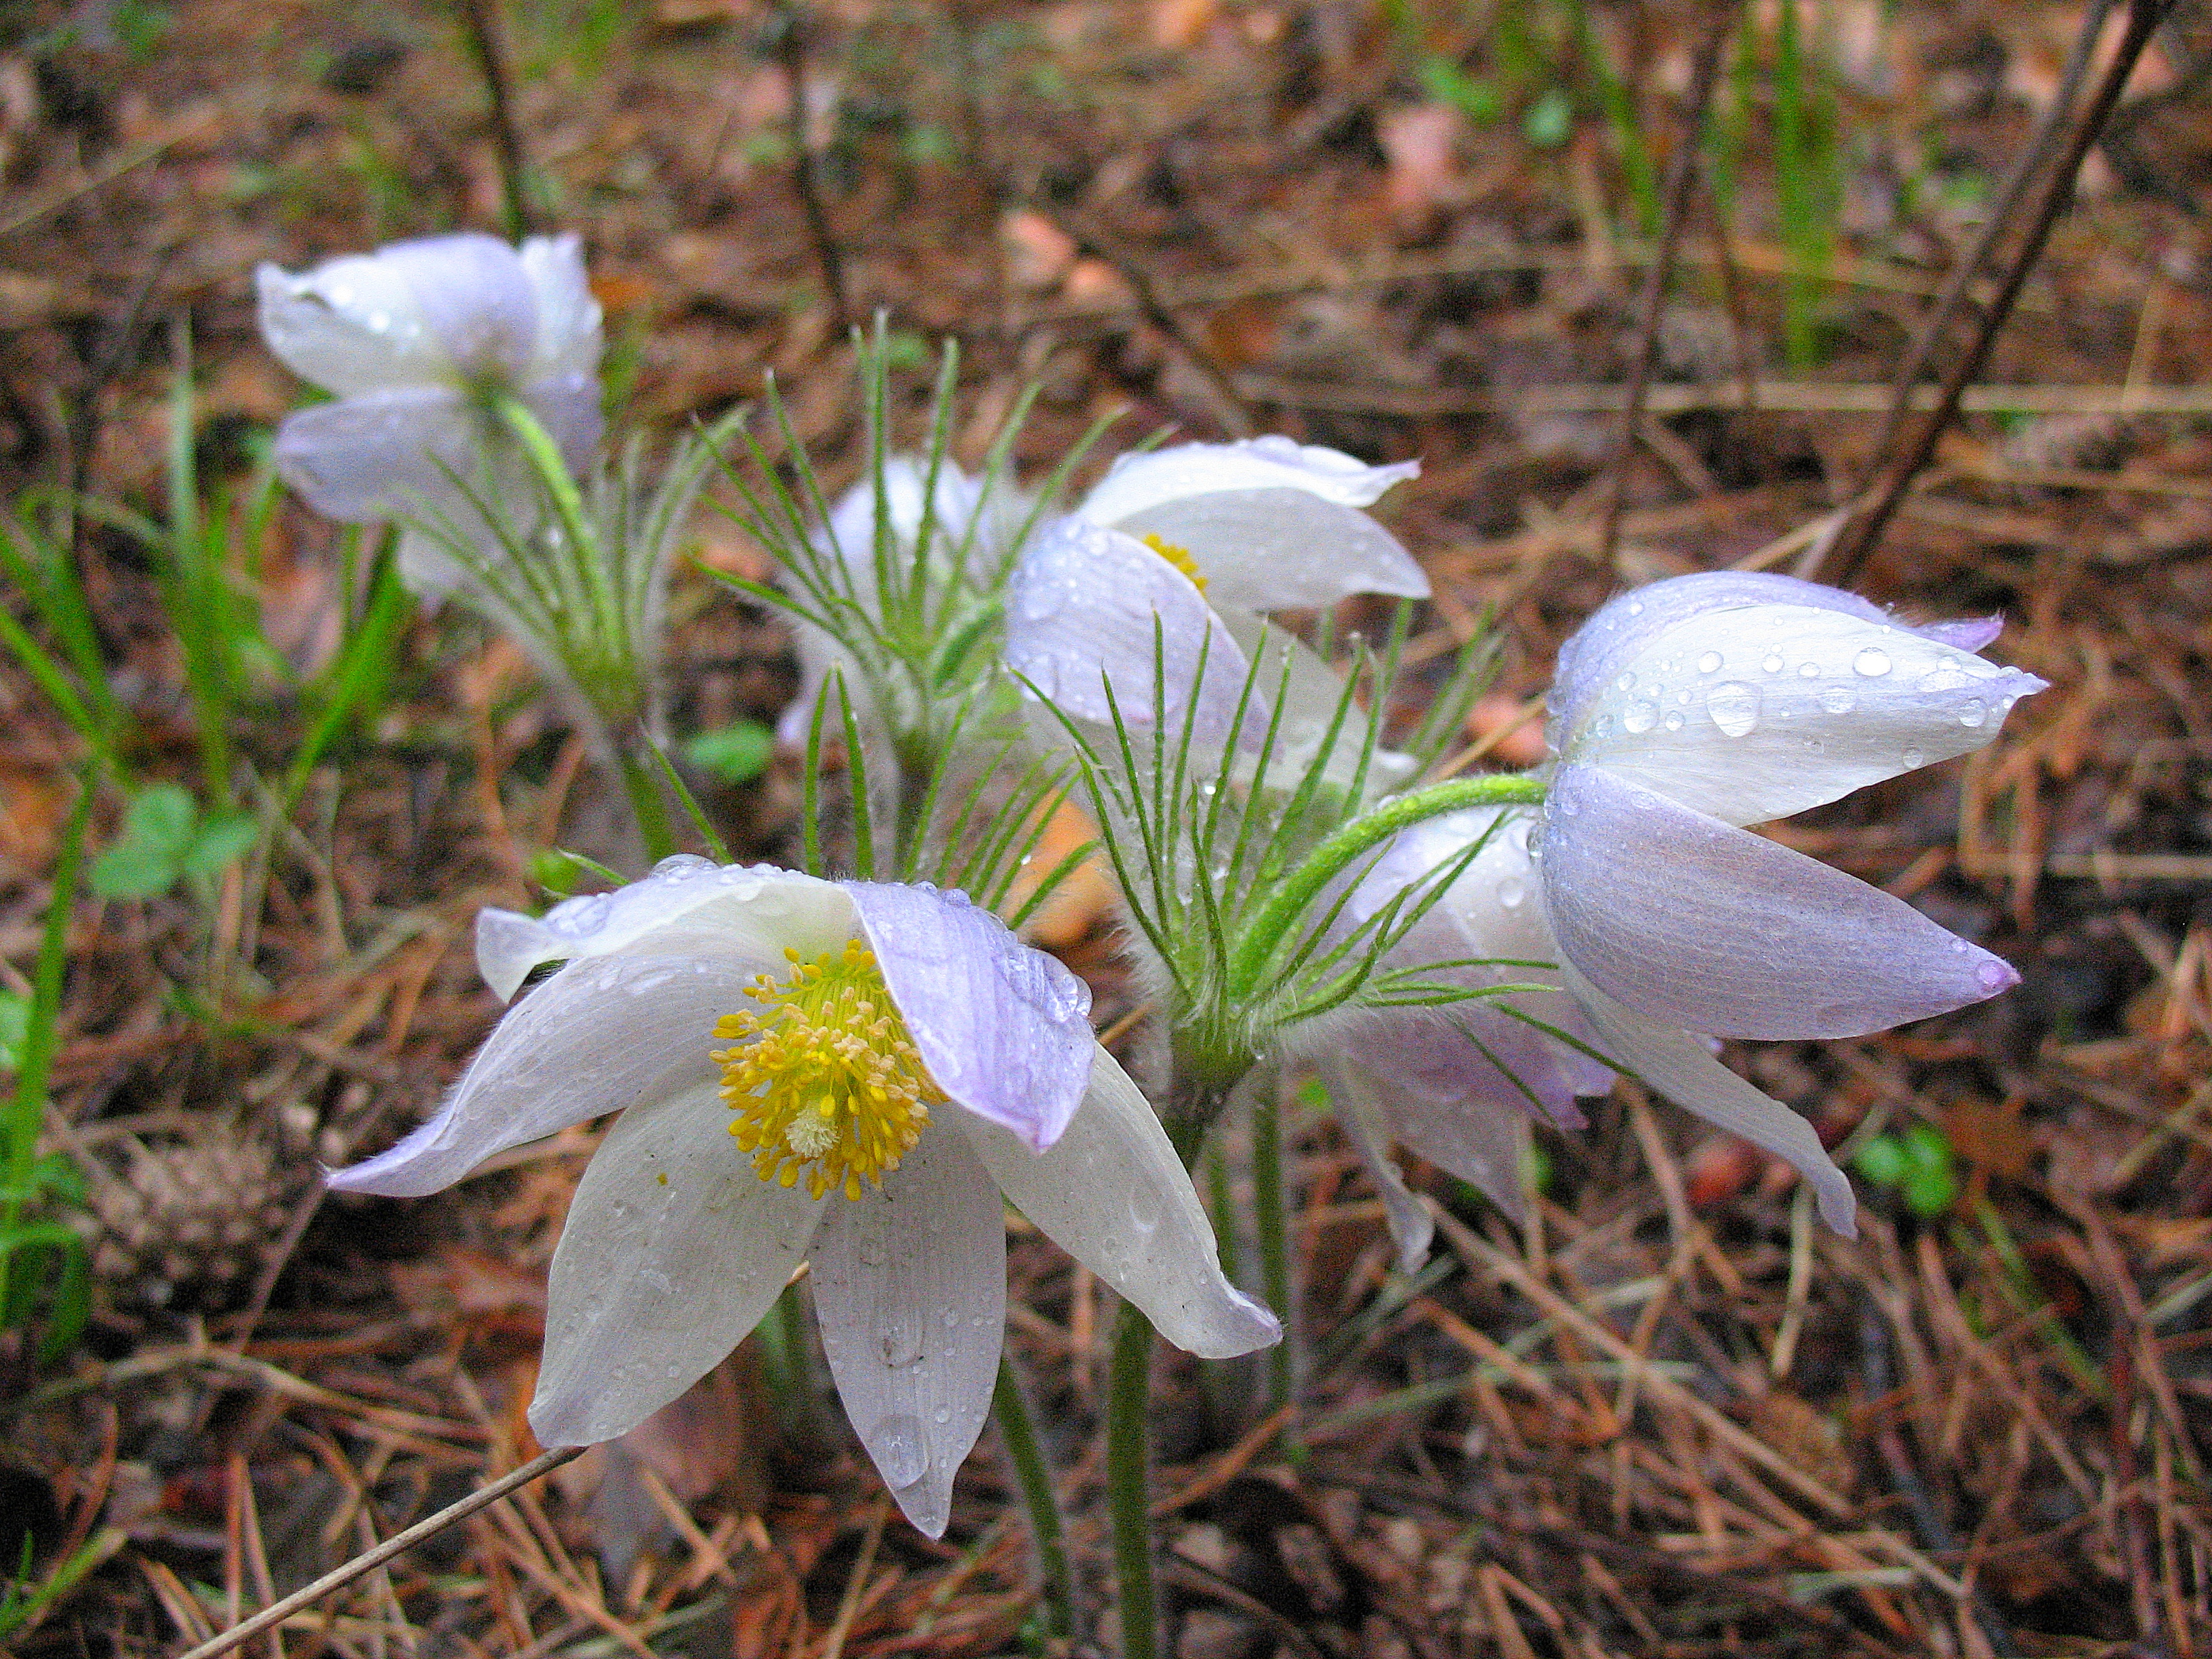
[844,884,1093,1150]
[271,391,490,524]
[531,1084,827,1444]
[1214,612,1414,794]
[1561,963,1856,1235]
[958,1046,1281,1358]
[809,1124,1004,1537]
[1080,436,1418,525]
[258,234,537,394]
[325,947,766,1197]
[517,233,605,382]
[524,373,605,475]
[1568,601,2047,825]
[1113,489,1428,613]
[1386,1076,1533,1227]
[1002,515,1248,741]
[1317,1058,1437,1270]
[476,861,852,1000]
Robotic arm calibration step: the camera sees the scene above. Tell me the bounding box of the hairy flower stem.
[994,1355,1076,1639]
[614,746,678,865]
[1225,774,1546,1006]
[1250,1085,1295,1429]
[1106,1298,1162,1659]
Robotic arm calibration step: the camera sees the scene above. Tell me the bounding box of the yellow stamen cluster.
[714,942,943,1201]
[1140,532,1208,592]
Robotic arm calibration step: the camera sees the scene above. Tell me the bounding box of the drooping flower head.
[327,859,1277,1536]
[1535,571,2047,1232]
[258,232,604,594]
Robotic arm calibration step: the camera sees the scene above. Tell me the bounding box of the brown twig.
[455,0,540,241]
[1596,2,1734,568]
[173,1446,586,1659]
[777,1,853,337]
[1857,0,2119,468]
[1818,0,2178,587]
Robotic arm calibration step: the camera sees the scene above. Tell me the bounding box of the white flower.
[1301,805,1614,1269]
[1536,571,2049,1233]
[258,232,603,592]
[1003,438,1427,745]
[327,857,1277,1536]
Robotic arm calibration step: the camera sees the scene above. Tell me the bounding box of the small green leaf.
[89,840,182,900]
[1522,87,1574,149]
[1419,58,1500,125]
[124,784,197,856]
[1853,1134,1906,1187]
[0,994,25,1073]
[180,812,259,879]
[529,848,584,898]
[684,720,776,787]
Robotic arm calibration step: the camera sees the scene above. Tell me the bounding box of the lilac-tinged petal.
[476,861,851,1000]
[809,1124,1004,1538]
[531,1084,827,1444]
[844,883,1092,1151]
[1081,436,1418,525]
[1568,601,2047,825]
[1562,964,1856,1235]
[259,235,538,394]
[517,233,604,382]
[1113,489,1428,613]
[524,373,605,476]
[326,948,770,1197]
[959,1047,1281,1358]
[1216,613,1414,791]
[271,391,488,523]
[1364,1049,1535,1225]
[1541,766,2020,1040]
[1922,617,2003,653]
[1321,1058,1440,1267]
[1002,515,1248,741]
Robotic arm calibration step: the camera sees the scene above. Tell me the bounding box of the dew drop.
[1627,600,1644,615]
[1902,747,1925,769]
[870,1415,928,1489]
[1696,651,1722,674]
[1497,876,1527,909]
[1621,699,1658,734]
[1798,661,1820,678]
[1706,682,1761,737]
[933,1405,951,1424]
[1128,1187,1162,1236]
[1762,653,1784,674]
[1818,685,1857,715]
[1975,960,2010,993]
[1615,672,1635,691]
[1918,664,1971,693]
[1662,711,1684,731]
[1959,700,1986,728]
[879,1318,924,1369]
[1853,647,1891,677]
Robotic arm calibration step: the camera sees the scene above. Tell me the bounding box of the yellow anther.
[1140,532,1208,593]
[715,941,942,1201]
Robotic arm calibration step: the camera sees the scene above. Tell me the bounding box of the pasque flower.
[327,857,1277,1535]
[1312,804,1615,1269]
[258,232,603,590]
[1536,571,2047,1231]
[1004,437,1428,743]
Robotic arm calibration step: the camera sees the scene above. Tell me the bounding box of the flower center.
[715,943,943,1201]
[1140,532,1208,592]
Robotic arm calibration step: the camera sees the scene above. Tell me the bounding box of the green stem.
[1225,773,1545,1004]
[993,1355,1076,1639]
[1106,1299,1162,1659]
[615,746,678,865]
[1250,1084,1294,1427]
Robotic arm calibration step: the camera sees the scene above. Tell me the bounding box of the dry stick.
[1818,0,2177,587]
[1596,2,1735,568]
[777,1,853,336]
[1860,0,2118,468]
[455,0,539,241]
[173,1446,586,1659]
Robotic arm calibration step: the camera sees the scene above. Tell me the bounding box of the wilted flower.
[1004,437,1427,743]
[327,857,1276,1535]
[1536,571,2047,1231]
[258,232,603,592]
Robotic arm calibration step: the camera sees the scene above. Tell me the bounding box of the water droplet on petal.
[1696,651,1722,674]
[1918,665,1972,693]
[870,1414,928,1489]
[1497,876,1526,909]
[1903,747,1925,769]
[1959,700,1986,728]
[1622,699,1658,734]
[1798,661,1820,678]
[1706,682,1761,737]
[1627,600,1644,615]
[1853,647,1891,677]
[1762,653,1784,674]
[1662,711,1683,731]
[1819,685,1856,715]
[933,1405,951,1425]
[879,1318,924,1368]
[1975,960,2009,992]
